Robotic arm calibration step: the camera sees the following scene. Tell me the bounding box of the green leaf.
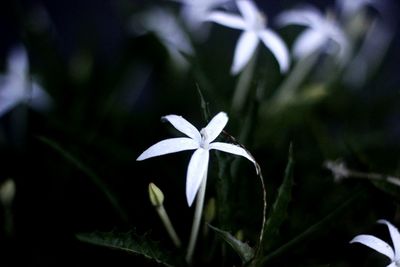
[196,83,211,122]
[76,231,177,267]
[261,144,294,252]
[257,189,363,265]
[37,136,128,222]
[208,224,255,265]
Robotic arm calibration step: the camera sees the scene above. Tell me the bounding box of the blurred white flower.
[277,5,349,63]
[339,0,395,88]
[130,7,194,69]
[0,45,52,117]
[137,112,255,206]
[350,219,400,266]
[336,0,378,18]
[208,0,290,74]
[174,0,230,39]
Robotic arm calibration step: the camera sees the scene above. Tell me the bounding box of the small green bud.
[148,182,164,207]
[204,197,216,223]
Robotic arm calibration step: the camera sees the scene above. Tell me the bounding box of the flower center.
[251,12,267,32]
[199,128,209,149]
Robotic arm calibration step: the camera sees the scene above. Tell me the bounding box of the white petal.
[0,82,22,116]
[276,7,322,28]
[378,220,400,258]
[259,29,290,73]
[137,137,199,161]
[350,234,395,260]
[386,262,396,267]
[209,142,255,164]
[231,31,259,74]
[293,29,326,59]
[237,0,259,26]
[7,45,28,77]
[28,81,52,112]
[162,114,201,142]
[0,96,19,117]
[207,11,246,29]
[186,148,209,206]
[202,112,228,143]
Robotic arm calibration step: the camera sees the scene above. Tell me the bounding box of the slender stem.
[325,160,400,187]
[255,163,267,254]
[186,171,208,264]
[263,51,319,114]
[156,205,181,248]
[231,49,259,112]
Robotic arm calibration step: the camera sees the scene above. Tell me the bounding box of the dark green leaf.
[196,83,211,122]
[208,224,255,265]
[76,231,177,267]
[261,144,294,252]
[257,189,363,265]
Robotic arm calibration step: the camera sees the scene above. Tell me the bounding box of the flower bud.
[148,182,164,207]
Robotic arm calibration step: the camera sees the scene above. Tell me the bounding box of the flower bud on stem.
[148,183,181,248]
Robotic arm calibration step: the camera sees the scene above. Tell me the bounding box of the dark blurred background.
[0,0,399,266]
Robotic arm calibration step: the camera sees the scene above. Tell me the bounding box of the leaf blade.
[208,224,255,265]
[76,231,177,267]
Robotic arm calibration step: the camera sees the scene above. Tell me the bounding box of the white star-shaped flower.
[208,0,290,74]
[276,5,349,63]
[0,45,51,117]
[137,112,255,206]
[130,7,194,69]
[350,219,400,267]
[336,0,378,18]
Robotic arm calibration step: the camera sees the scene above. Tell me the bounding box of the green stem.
[186,171,208,264]
[156,205,181,248]
[263,51,319,114]
[231,49,259,113]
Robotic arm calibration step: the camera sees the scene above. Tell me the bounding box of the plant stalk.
[186,171,208,264]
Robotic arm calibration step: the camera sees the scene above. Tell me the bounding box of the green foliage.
[208,224,255,265]
[76,231,178,267]
[261,144,294,252]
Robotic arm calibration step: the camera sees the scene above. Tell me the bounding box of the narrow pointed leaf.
[195,84,211,122]
[261,144,294,252]
[76,231,177,267]
[257,189,363,265]
[208,224,255,265]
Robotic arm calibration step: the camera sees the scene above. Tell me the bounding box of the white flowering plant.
[0,0,399,266]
